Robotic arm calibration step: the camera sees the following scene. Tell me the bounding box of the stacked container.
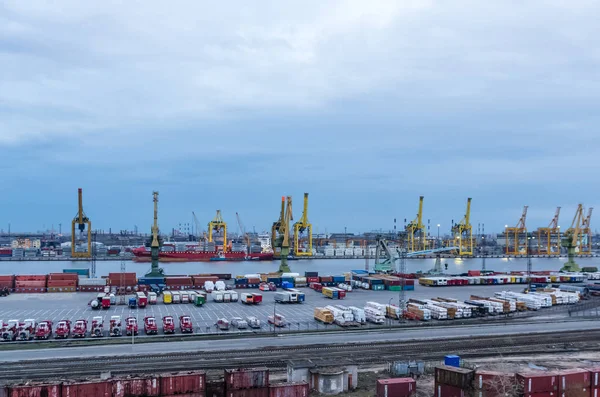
[63,380,113,397]
[517,372,558,397]
[377,378,416,397]
[165,276,193,290]
[108,273,137,287]
[473,370,516,397]
[225,368,270,397]
[557,369,590,397]
[0,275,14,290]
[14,275,47,293]
[591,368,600,397]
[434,365,474,397]
[47,273,78,292]
[160,370,206,397]
[269,382,309,397]
[192,275,219,287]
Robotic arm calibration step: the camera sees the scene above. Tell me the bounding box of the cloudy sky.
[1,0,599,235]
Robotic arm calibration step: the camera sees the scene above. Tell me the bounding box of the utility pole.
[481,224,486,271]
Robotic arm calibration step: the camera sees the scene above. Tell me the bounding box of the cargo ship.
[131,246,274,262]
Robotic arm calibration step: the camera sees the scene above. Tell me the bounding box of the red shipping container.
[377,378,416,397]
[524,393,557,397]
[8,383,61,397]
[160,371,206,395]
[319,276,333,282]
[269,382,309,397]
[434,383,467,397]
[63,380,111,397]
[517,373,558,393]
[48,273,78,280]
[592,387,600,397]
[474,370,516,391]
[248,278,261,284]
[226,388,269,397]
[307,277,319,283]
[225,368,269,390]
[559,369,591,391]
[589,368,600,387]
[15,275,47,281]
[112,376,160,397]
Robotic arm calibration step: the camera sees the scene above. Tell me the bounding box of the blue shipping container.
[444,355,460,367]
[281,277,294,283]
[63,268,90,276]
[235,278,248,285]
[298,293,305,302]
[282,281,294,289]
[267,277,281,283]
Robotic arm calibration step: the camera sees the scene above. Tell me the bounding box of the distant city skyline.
[1,2,599,233]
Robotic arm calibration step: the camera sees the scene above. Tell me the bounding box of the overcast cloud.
[1,0,599,234]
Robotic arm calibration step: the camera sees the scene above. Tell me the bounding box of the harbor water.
[0,257,597,277]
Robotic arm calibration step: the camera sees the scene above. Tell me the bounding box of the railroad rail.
[1,329,599,383]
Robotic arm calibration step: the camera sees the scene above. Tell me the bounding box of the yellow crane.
[271,197,286,257]
[208,210,227,252]
[71,188,91,258]
[405,196,426,252]
[293,193,313,256]
[452,198,473,256]
[277,196,293,273]
[146,191,164,277]
[505,206,528,255]
[580,207,593,255]
[536,207,561,255]
[561,204,585,271]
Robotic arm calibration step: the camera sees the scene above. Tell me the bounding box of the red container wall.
[434,383,465,397]
[226,388,269,397]
[517,373,558,393]
[225,369,269,390]
[591,369,600,387]
[559,369,591,391]
[166,277,193,286]
[48,273,78,281]
[376,378,416,397]
[524,393,558,397]
[15,275,47,281]
[474,371,516,391]
[592,387,600,397]
[63,381,112,397]
[160,371,206,395]
[269,382,309,397]
[8,384,61,397]
[435,366,475,390]
[112,377,160,397]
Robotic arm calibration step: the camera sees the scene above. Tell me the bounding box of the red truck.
[179,315,193,334]
[144,316,157,335]
[102,296,111,310]
[163,316,175,334]
[91,316,104,337]
[1,320,19,341]
[136,292,148,308]
[17,319,36,341]
[125,317,138,336]
[72,319,88,338]
[241,293,262,304]
[35,321,53,340]
[55,320,71,339]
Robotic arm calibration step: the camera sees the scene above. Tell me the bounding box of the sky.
[1,0,600,236]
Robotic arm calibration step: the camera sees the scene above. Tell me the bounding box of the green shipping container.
[63,268,90,277]
[388,286,402,291]
[371,284,385,291]
[195,295,206,306]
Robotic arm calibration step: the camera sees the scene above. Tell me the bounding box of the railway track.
[1,329,598,382]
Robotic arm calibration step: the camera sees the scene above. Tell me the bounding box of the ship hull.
[132,248,274,263]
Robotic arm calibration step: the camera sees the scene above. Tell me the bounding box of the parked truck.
[35,320,53,340]
[125,317,138,336]
[163,291,172,304]
[110,315,122,337]
[163,316,175,334]
[91,316,104,337]
[179,315,193,333]
[144,316,158,335]
[246,316,261,329]
[194,292,206,306]
[268,313,286,327]
[55,320,71,339]
[216,318,230,330]
[241,293,263,305]
[2,320,19,341]
[90,300,100,310]
[274,291,304,303]
[73,319,87,338]
[102,296,111,309]
[17,319,36,341]
[136,292,148,308]
[230,317,248,329]
[148,291,157,305]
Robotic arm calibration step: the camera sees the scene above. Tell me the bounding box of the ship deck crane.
[536,207,561,255]
[235,212,251,251]
[405,196,426,252]
[271,197,286,257]
[71,188,91,258]
[293,193,313,256]
[276,196,293,273]
[505,206,528,255]
[208,210,227,253]
[561,204,585,272]
[145,191,164,277]
[452,198,473,256]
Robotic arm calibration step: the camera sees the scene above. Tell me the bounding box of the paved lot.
[0,284,534,335]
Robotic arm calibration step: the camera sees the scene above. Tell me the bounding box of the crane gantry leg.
[293,193,313,256]
[71,188,91,258]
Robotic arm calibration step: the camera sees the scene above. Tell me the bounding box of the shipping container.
[435,365,474,390]
[474,370,516,391]
[434,383,467,397]
[112,376,160,397]
[160,371,206,395]
[63,380,112,397]
[269,382,309,397]
[558,369,591,391]
[7,383,61,397]
[225,368,270,390]
[591,368,600,387]
[226,388,269,397]
[377,378,416,397]
[517,373,558,393]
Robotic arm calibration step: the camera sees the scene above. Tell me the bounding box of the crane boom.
[71,188,92,258]
[452,198,473,256]
[293,193,313,256]
[277,196,293,273]
[536,207,561,255]
[208,210,227,252]
[405,196,426,252]
[505,206,528,255]
[271,196,286,256]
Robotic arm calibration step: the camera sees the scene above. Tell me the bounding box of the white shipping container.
[78,278,107,286]
[215,281,226,291]
[211,291,224,302]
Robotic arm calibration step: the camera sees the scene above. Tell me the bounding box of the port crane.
[452,198,473,256]
[71,188,92,258]
[561,204,585,272]
[580,207,593,255]
[235,212,251,250]
[536,207,561,255]
[271,197,286,257]
[293,193,313,256]
[208,210,227,253]
[373,236,458,273]
[275,196,293,273]
[145,191,164,277]
[505,206,528,255]
[405,196,426,252]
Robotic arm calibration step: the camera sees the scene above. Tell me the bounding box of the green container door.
[195,295,206,306]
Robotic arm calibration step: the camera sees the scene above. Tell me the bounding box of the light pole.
[273,301,277,333]
[526,236,535,292]
[388,297,393,328]
[437,224,440,248]
[504,225,509,255]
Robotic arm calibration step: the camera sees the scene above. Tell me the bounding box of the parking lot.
[0,283,536,337]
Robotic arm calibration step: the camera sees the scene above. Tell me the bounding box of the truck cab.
[162,316,175,334]
[125,317,138,336]
[2,319,19,341]
[136,292,148,308]
[73,319,88,338]
[216,318,230,330]
[144,316,158,335]
[17,319,36,341]
[55,320,71,339]
[110,315,122,337]
[268,314,286,327]
[91,316,104,337]
[102,296,111,309]
[128,297,137,309]
[245,316,261,329]
[148,292,157,305]
[179,315,193,333]
[35,320,53,340]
